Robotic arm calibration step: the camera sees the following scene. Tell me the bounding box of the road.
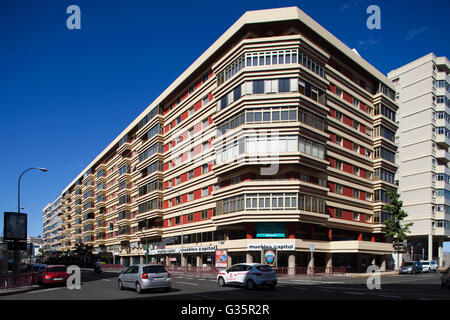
[1,269,449,300]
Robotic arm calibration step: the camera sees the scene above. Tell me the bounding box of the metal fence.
[0,272,36,290]
[166,266,220,276]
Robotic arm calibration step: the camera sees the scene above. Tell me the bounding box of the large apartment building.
[42,197,64,253]
[44,7,397,272]
[388,53,450,266]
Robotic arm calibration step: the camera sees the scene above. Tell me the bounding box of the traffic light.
[109,222,114,230]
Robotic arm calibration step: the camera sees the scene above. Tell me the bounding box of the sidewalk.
[0,285,39,297]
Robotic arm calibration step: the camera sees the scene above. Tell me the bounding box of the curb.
[0,285,39,297]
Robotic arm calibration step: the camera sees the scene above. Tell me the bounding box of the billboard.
[3,212,27,241]
[262,249,277,267]
[215,249,228,268]
[256,222,285,238]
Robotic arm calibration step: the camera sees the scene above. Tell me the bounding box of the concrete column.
[428,234,433,261]
[325,253,332,274]
[196,255,201,267]
[165,255,170,267]
[120,256,124,266]
[438,241,444,267]
[246,253,253,263]
[288,254,296,275]
[140,256,144,264]
[181,255,187,267]
[307,252,314,275]
[227,254,232,268]
[380,255,386,271]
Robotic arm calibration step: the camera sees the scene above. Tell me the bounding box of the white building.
[388,53,450,266]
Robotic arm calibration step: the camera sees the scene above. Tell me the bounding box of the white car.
[217,263,277,290]
[420,260,438,272]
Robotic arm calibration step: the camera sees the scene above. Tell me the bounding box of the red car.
[39,265,69,287]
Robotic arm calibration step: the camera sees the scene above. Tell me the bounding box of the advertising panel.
[3,212,27,241]
[215,249,228,268]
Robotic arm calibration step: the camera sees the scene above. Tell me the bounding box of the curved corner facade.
[43,6,398,272]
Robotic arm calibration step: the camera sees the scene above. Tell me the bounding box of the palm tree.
[73,243,94,266]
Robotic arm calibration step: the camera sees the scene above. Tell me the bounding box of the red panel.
[357,232,363,241]
[163,201,169,210]
[194,122,202,134]
[328,84,336,93]
[359,101,366,112]
[360,191,366,201]
[181,194,188,204]
[328,157,336,168]
[359,146,365,156]
[208,92,213,101]
[182,92,189,101]
[328,182,335,193]
[329,133,336,143]
[328,228,333,240]
[343,186,352,197]
[209,115,214,125]
[220,179,231,187]
[194,144,202,156]
[164,143,170,152]
[208,162,213,171]
[343,139,353,150]
[194,189,201,200]
[343,163,353,174]
[194,167,202,177]
[164,125,170,134]
[163,162,169,171]
[342,210,353,221]
[360,125,366,134]
[343,115,353,127]
[180,173,187,183]
[181,152,188,162]
[371,235,375,242]
[181,110,188,121]
[343,92,353,104]
[329,108,336,118]
[194,101,202,112]
[360,169,367,179]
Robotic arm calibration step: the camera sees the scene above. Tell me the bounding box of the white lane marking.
[344,291,365,295]
[176,281,199,286]
[102,279,112,282]
[27,287,61,294]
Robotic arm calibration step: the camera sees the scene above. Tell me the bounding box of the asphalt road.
[1,270,449,300]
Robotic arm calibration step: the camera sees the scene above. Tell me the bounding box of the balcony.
[117,210,131,221]
[435,149,450,164]
[117,135,132,155]
[436,134,450,148]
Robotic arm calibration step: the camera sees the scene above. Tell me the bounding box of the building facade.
[42,197,64,254]
[388,53,450,266]
[44,7,397,271]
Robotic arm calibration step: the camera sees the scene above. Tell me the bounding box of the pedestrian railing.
[166,266,220,276]
[0,272,37,290]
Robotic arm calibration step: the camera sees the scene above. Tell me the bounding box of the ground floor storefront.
[109,238,394,272]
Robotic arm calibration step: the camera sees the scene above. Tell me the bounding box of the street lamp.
[15,167,47,273]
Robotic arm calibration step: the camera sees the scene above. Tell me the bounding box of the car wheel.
[118,280,124,290]
[218,277,226,287]
[136,282,143,294]
[246,279,256,290]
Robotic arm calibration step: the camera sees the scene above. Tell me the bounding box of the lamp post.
[14,167,47,273]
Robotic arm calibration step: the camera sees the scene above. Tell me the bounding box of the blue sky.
[0,0,449,251]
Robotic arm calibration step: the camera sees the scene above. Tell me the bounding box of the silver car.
[118,264,172,294]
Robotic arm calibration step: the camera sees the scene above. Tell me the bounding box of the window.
[336,184,343,194]
[353,189,360,199]
[278,78,290,93]
[201,210,208,220]
[335,208,343,218]
[353,212,360,221]
[336,159,343,170]
[335,87,343,98]
[188,170,194,179]
[202,187,209,197]
[187,213,194,222]
[366,215,373,223]
[188,192,194,201]
[352,97,360,108]
[202,164,208,174]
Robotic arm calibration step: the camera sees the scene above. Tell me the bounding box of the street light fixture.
[14,167,48,273]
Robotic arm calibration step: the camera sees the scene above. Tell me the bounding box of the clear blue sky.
[1,0,449,251]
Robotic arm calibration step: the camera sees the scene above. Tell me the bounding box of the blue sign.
[256,223,285,238]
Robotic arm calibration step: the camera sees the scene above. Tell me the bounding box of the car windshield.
[143,266,167,274]
[256,265,273,272]
[403,262,413,266]
[47,267,66,273]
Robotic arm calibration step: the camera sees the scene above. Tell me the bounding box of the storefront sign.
[148,245,217,255]
[247,243,295,251]
[215,249,228,268]
[256,222,285,238]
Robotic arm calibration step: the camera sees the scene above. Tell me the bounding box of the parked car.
[399,261,423,274]
[217,263,277,290]
[118,264,172,294]
[441,267,450,288]
[420,260,438,273]
[39,265,69,287]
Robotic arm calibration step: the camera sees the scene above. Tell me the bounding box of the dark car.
[399,261,423,274]
[441,267,450,288]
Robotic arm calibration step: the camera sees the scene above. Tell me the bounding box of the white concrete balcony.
[435,148,450,164]
[436,133,450,148]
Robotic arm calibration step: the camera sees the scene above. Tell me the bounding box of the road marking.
[102,279,112,282]
[344,291,365,295]
[27,287,61,294]
[176,281,199,286]
[209,280,217,282]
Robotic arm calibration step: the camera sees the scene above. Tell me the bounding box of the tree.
[73,242,94,266]
[382,189,413,271]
